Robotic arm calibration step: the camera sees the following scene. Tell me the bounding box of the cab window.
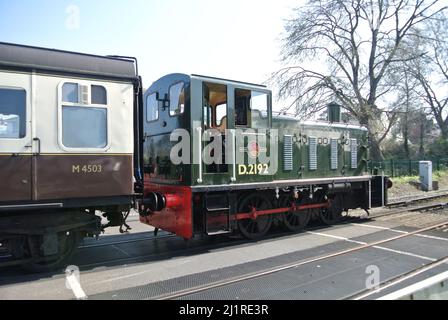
[146,93,158,122]
[203,82,227,132]
[235,89,269,128]
[169,82,185,116]
[215,103,227,127]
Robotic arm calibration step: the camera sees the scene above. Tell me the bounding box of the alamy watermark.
[365,265,381,290]
[168,128,279,175]
[65,265,87,300]
[65,5,80,30]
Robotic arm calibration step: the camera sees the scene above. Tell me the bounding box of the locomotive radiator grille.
[283,135,293,171]
[351,138,358,169]
[330,138,338,170]
[309,137,317,170]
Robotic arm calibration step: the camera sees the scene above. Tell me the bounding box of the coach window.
[169,82,185,116]
[62,83,79,103]
[91,85,107,105]
[146,93,158,122]
[0,88,26,139]
[60,82,108,149]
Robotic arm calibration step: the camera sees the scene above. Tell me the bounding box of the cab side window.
[0,88,26,139]
[235,89,249,126]
[235,89,269,128]
[203,82,227,131]
[146,93,158,122]
[169,82,185,116]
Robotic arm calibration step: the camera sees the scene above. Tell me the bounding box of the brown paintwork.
[34,154,133,200]
[0,155,32,202]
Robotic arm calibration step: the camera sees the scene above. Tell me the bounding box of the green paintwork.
[143,74,369,188]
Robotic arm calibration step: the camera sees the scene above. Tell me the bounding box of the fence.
[370,158,448,177]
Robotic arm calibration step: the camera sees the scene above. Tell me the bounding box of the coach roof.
[0,42,138,80]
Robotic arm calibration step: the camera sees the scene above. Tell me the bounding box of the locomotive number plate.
[238,164,269,175]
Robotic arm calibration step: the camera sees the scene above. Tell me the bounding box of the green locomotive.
[139,73,389,240]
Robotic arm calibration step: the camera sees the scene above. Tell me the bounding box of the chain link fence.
[370,158,448,177]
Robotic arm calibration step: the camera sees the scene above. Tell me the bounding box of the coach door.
[0,72,32,202]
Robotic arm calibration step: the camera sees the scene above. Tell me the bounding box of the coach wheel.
[23,230,81,273]
[237,194,273,240]
[280,196,311,232]
[319,195,344,225]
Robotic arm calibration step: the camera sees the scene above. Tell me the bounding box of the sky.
[0,0,301,97]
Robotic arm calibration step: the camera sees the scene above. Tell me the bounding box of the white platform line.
[307,231,365,245]
[351,223,448,242]
[372,246,436,262]
[306,231,435,261]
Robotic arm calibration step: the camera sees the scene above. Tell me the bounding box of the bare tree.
[274,0,446,160]
[408,12,448,138]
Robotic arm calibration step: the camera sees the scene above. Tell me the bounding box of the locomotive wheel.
[23,230,81,273]
[237,194,273,240]
[280,196,311,232]
[319,195,344,225]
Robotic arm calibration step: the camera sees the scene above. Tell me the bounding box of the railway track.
[70,191,448,269]
[385,191,448,210]
[3,191,446,274]
[387,189,448,206]
[2,193,448,299]
[151,219,448,300]
[79,191,448,250]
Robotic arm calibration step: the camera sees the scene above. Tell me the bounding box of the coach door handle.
[33,137,41,156]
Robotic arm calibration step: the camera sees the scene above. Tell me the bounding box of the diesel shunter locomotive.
[0,43,390,271]
[138,74,389,240]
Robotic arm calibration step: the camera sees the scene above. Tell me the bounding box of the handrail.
[197,127,203,184]
[230,129,236,182]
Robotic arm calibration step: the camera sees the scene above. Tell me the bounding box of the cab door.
[232,87,274,184]
[200,81,232,185]
[0,72,32,202]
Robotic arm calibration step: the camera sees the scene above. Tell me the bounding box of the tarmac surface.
[0,208,447,300]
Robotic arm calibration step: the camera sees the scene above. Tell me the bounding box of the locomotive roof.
[191,74,267,89]
[0,42,138,80]
[273,114,368,131]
